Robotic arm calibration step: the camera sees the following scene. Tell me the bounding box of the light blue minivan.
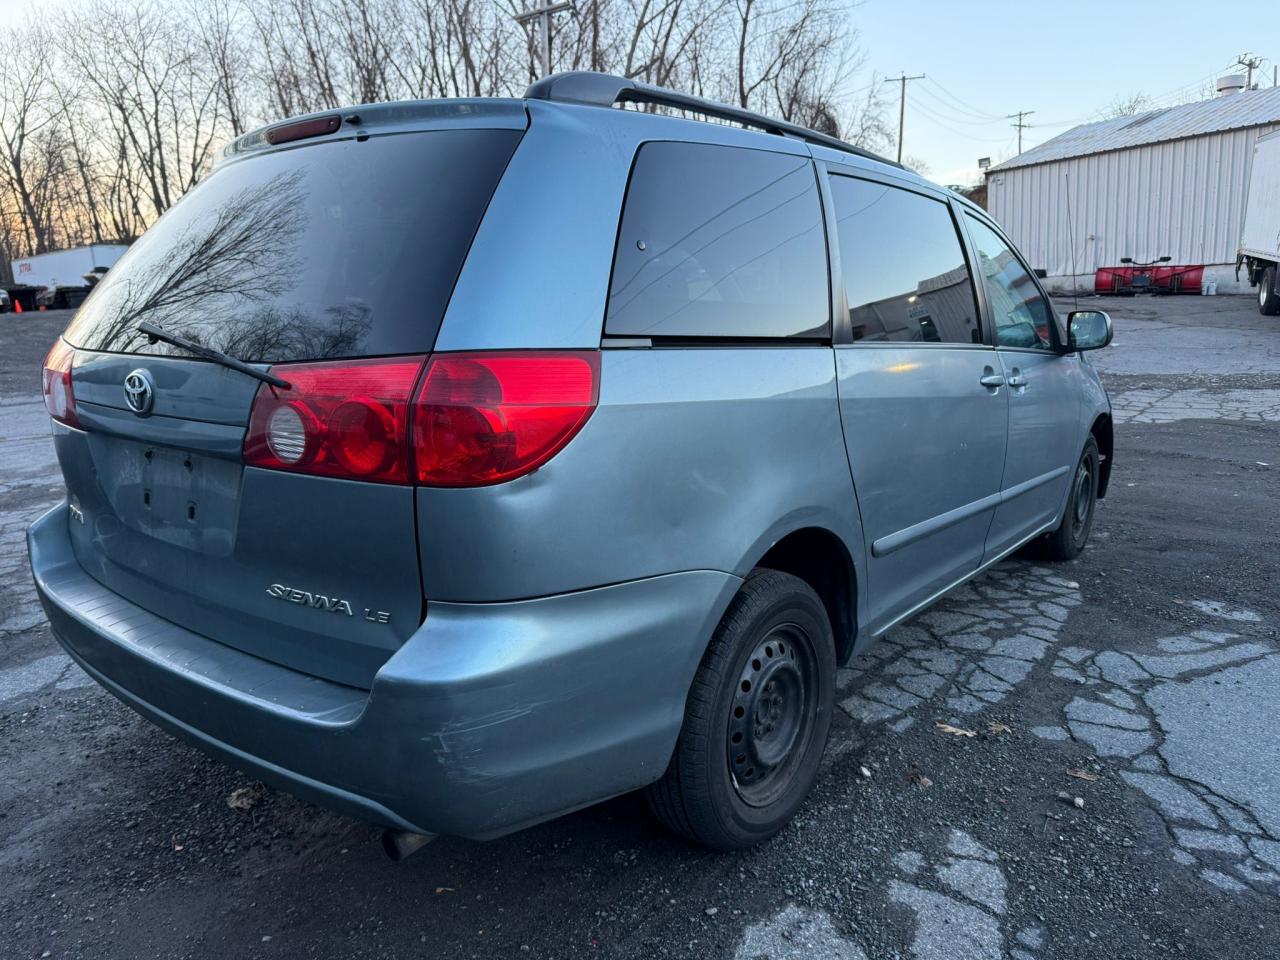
[30,71,1113,856]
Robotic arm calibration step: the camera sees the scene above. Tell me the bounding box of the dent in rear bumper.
[29,503,740,839]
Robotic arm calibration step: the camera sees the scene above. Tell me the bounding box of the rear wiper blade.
[137,321,290,390]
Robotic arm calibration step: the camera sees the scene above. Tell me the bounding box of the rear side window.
[605,141,828,340]
[830,176,980,345]
[64,128,522,363]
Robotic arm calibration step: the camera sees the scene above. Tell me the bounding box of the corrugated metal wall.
[986,123,1280,277]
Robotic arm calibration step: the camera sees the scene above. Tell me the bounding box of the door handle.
[1006,371,1028,388]
[979,372,1005,388]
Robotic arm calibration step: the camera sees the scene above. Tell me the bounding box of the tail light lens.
[413,352,599,487]
[244,356,425,484]
[243,351,599,487]
[42,339,79,428]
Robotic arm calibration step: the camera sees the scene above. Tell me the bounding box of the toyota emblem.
[123,369,155,416]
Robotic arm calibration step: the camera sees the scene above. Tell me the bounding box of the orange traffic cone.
[12,299,21,314]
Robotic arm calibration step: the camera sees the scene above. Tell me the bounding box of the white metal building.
[985,79,1280,293]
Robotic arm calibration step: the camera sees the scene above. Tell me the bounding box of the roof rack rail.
[525,71,902,169]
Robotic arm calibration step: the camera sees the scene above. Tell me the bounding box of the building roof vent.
[1216,74,1247,96]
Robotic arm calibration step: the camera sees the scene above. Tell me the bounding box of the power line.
[1006,58,1251,132]
[913,87,1008,126]
[909,98,1020,142]
[1141,62,1241,109]
[883,72,925,164]
[884,59,1247,145]
[920,77,1005,121]
[1145,69,1225,104]
[843,76,881,97]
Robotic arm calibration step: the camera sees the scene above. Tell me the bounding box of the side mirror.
[1067,310,1112,351]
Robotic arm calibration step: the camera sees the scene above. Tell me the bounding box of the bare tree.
[841,79,893,151]
[0,28,63,255]
[1105,91,1153,119]
[730,0,847,120]
[244,0,341,116]
[57,0,227,222]
[395,0,514,98]
[0,0,882,259]
[193,0,252,137]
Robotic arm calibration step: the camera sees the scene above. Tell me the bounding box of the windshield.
[64,128,522,363]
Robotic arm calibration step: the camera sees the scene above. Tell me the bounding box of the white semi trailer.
[10,243,129,308]
[1239,129,1280,316]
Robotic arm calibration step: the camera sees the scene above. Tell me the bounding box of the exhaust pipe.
[380,829,436,861]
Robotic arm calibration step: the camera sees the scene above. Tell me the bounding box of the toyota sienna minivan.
[29,72,1113,854]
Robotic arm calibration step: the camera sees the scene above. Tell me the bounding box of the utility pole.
[1007,110,1034,154]
[1235,53,1265,90]
[514,0,575,79]
[884,73,925,164]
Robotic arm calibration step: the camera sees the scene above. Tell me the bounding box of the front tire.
[647,570,835,850]
[1260,266,1280,316]
[1037,436,1100,562]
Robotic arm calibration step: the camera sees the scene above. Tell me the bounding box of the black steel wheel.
[1036,436,1100,562]
[727,623,821,808]
[646,569,835,850]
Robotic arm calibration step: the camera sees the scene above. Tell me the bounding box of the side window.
[964,215,1055,351]
[605,141,828,339]
[829,176,980,345]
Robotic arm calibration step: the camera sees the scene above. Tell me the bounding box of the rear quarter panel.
[416,347,864,603]
[428,101,864,604]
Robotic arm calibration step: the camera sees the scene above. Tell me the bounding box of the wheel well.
[1091,413,1113,499]
[755,528,856,664]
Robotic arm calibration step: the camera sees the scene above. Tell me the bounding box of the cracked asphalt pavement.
[2,296,1278,959]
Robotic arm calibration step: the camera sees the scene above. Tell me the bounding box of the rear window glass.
[64,128,521,363]
[605,141,829,340]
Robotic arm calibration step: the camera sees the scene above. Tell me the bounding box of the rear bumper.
[28,503,739,839]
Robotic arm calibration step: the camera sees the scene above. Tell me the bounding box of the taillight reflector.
[413,352,599,487]
[243,351,600,487]
[244,356,425,484]
[42,339,79,428]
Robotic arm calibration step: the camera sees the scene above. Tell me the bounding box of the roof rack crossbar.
[524,71,901,169]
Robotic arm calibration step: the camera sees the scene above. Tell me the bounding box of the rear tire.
[646,569,835,850]
[1260,266,1280,316]
[1036,436,1100,562]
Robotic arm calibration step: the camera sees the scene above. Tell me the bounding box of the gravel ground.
[2,296,1278,960]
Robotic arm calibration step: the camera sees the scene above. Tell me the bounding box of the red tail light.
[243,351,599,486]
[413,352,599,487]
[244,356,425,484]
[42,339,79,428]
